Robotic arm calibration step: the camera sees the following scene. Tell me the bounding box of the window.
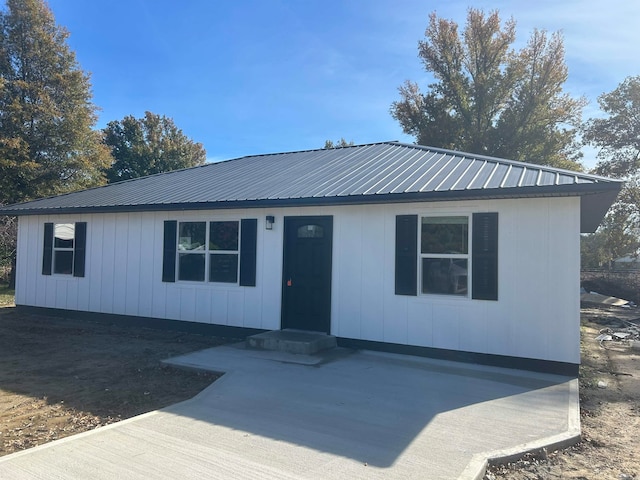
[209,221,239,282]
[42,222,87,277]
[177,221,240,283]
[53,223,75,274]
[178,222,206,281]
[163,219,257,286]
[394,213,498,300]
[420,216,468,296]
[297,224,324,238]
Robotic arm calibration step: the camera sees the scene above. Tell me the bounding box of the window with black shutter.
[42,222,87,277]
[420,216,469,296]
[394,213,498,300]
[162,218,257,286]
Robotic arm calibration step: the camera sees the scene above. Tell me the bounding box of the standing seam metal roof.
[0,141,622,232]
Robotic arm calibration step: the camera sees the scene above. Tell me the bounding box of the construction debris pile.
[594,318,640,348]
[580,287,637,308]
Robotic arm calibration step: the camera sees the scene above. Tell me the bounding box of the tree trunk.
[8,255,16,290]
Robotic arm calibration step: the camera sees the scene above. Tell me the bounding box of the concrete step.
[246,329,337,355]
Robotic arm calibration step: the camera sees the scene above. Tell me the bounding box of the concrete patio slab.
[0,344,579,480]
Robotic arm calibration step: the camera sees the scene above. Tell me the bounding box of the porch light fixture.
[265,215,275,230]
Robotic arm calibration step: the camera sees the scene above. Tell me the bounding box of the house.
[612,255,640,270]
[0,142,622,375]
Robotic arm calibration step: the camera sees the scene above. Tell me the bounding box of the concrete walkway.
[0,344,579,480]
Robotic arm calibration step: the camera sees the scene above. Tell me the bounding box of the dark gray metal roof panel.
[557,174,577,185]
[396,152,449,193]
[450,158,478,189]
[537,171,557,187]
[435,156,472,191]
[0,141,622,233]
[521,168,539,187]
[502,165,524,188]
[484,163,509,189]
[466,161,493,189]
[373,149,437,194]
[421,155,461,192]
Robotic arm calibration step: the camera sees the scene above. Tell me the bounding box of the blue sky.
[44,0,640,169]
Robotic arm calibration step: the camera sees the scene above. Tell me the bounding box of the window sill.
[46,274,79,280]
[172,280,240,288]
[416,293,471,302]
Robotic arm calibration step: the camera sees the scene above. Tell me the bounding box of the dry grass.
[0,284,13,307]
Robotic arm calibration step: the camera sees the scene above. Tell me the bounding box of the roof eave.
[580,187,622,233]
[0,182,622,230]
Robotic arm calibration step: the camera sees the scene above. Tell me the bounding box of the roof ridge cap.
[385,141,622,182]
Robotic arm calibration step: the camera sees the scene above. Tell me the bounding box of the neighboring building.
[0,142,622,375]
[613,255,640,270]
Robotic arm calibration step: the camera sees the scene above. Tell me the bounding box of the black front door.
[281,216,333,333]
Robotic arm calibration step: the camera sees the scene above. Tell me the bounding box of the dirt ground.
[0,302,230,456]
[1,290,639,478]
[486,304,640,480]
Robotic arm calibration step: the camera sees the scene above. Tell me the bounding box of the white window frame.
[208,220,240,283]
[53,223,75,276]
[419,215,470,297]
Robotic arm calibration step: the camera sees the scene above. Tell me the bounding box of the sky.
[42,0,640,169]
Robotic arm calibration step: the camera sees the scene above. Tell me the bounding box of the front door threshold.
[246,329,337,355]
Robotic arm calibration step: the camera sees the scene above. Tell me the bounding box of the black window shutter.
[42,223,53,276]
[162,220,177,283]
[472,212,498,301]
[395,215,417,296]
[239,218,257,287]
[73,222,87,278]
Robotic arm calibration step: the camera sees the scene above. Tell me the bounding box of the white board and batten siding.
[15,196,580,364]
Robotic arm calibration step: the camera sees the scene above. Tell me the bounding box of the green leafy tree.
[0,0,111,288]
[103,112,206,183]
[585,76,640,178]
[581,199,640,269]
[391,8,585,170]
[582,76,640,267]
[0,0,111,205]
[323,138,354,149]
[0,215,16,286]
